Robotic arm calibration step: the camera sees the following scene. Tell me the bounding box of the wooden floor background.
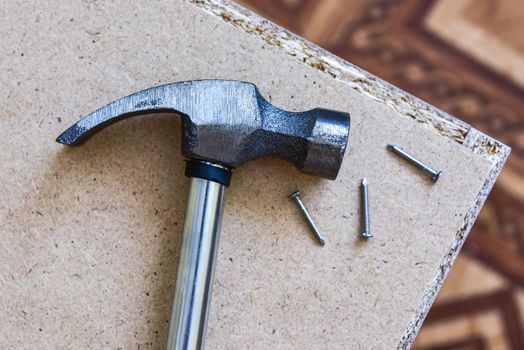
[235,1,524,349]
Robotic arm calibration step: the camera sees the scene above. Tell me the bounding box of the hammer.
[57,79,350,349]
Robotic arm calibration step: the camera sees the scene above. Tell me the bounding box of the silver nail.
[289,191,326,246]
[360,178,373,238]
[387,144,442,182]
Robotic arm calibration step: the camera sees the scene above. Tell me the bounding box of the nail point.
[361,232,373,238]
[432,171,442,182]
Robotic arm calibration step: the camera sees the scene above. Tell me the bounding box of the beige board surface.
[0,0,509,349]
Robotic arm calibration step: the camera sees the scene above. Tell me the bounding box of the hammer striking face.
[57,79,350,350]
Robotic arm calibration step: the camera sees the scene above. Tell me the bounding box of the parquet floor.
[236,1,524,348]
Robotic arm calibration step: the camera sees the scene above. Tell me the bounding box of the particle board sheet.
[0,1,509,349]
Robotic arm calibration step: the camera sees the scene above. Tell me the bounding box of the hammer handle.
[167,177,226,350]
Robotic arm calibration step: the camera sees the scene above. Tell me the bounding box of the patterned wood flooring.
[235,1,524,348]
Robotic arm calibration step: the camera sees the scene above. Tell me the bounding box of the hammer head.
[57,80,350,179]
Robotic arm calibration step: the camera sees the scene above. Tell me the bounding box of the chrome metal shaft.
[166,177,226,350]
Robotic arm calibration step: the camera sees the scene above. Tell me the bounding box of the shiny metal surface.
[387,144,442,182]
[56,79,351,349]
[167,177,225,350]
[360,178,373,238]
[289,191,326,246]
[56,80,351,180]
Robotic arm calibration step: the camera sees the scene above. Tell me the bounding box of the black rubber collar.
[185,160,232,187]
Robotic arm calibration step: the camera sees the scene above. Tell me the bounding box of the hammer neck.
[184,160,232,187]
